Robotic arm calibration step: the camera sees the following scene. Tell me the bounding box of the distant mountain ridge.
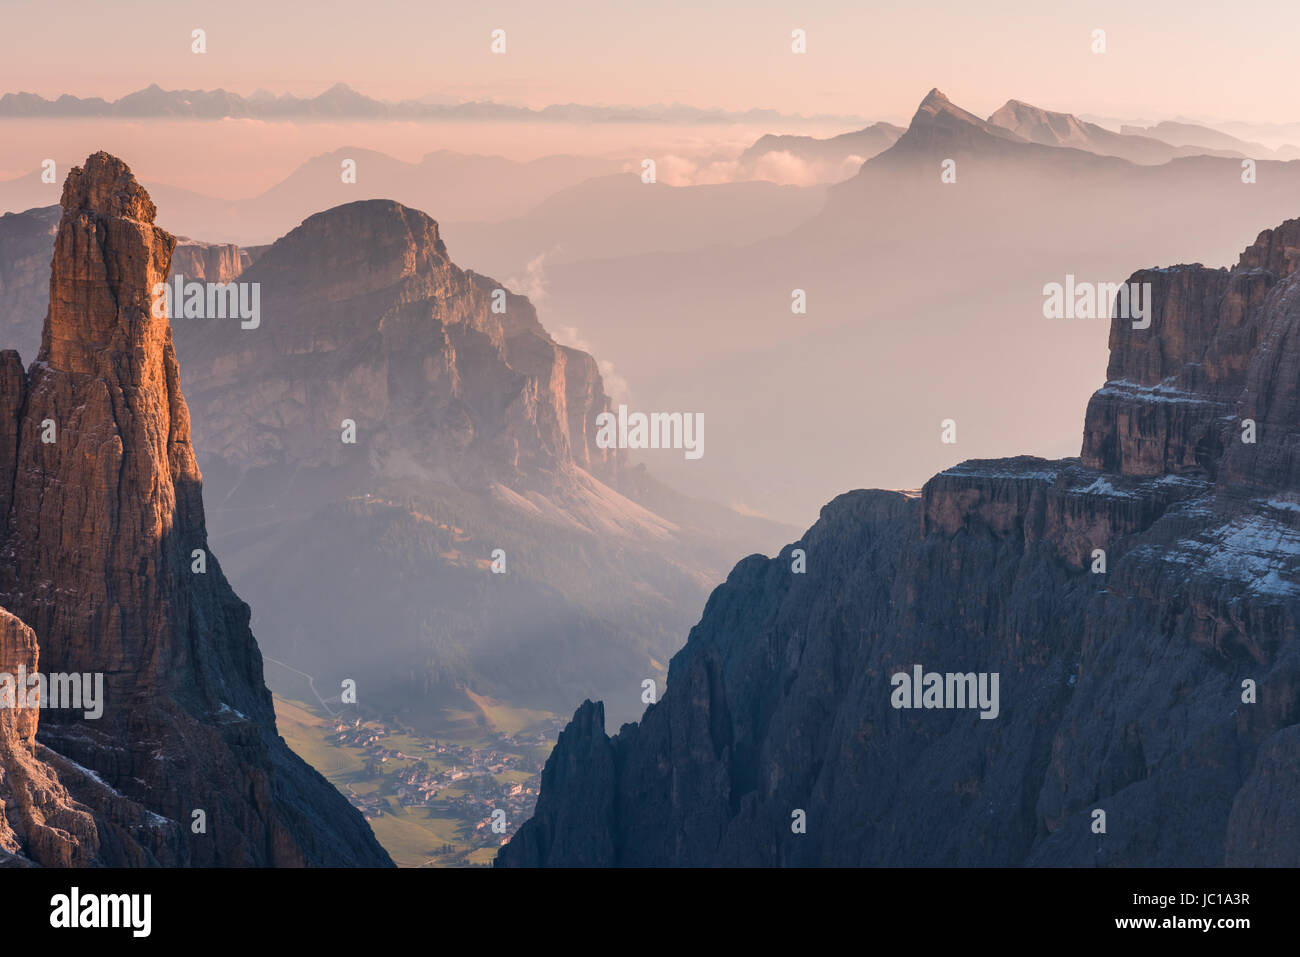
[988,99,1247,164]
[738,122,905,181]
[1120,119,1300,161]
[0,83,867,124]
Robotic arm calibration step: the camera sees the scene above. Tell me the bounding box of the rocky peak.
[0,153,390,865]
[41,151,176,375]
[257,199,449,298]
[174,197,614,498]
[1081,219,1300,488]
[858,89,1140,179]
[852,89,1037,174]
[918,87,952,111]
[1238,217,1300,280]
[898,88,1025,149]
[59,150,157,221]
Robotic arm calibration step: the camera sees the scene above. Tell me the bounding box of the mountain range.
[0,83,866,125]
[1119,120,1300,161]
[6,86,1300,866]
[13,86,1300,527]
[987,99,1248,163]
[513,87,1300,523]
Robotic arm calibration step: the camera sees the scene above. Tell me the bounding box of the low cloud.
[502,254,630,399]
[625,150,860,187]
[552,323,631,402]
[504,252,550,307]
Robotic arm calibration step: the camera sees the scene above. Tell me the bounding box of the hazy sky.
[0,0,1296,123]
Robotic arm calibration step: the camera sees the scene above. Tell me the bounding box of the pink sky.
[0,0,1297,124]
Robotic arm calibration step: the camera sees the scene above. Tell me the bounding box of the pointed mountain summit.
[890,88,1027,154]
[861,88,1133,177]
[308,83,385,116]
[837,90,1133,189]
[0,152,391,865]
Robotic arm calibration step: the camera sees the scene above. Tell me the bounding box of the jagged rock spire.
[0,152,391,866]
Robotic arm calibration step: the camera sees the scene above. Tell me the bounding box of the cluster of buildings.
[329,715,556,845]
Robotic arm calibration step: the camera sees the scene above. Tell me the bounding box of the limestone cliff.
[499,216,1300,867]
[0,152,392,866]
[173,198,620,495]
[169,238,251,283]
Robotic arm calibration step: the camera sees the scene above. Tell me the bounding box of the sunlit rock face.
[0,152,392,866]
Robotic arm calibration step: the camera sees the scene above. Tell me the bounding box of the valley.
[274,690,560,867]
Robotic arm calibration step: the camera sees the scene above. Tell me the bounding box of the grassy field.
[273,690,556,867]
[367,806,465,868]
[275,697,366,778]
[462,688,553,737]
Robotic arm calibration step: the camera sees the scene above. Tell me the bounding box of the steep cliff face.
[174,198,620,496]
[499,217,1300,867]
[1081,219,1300,492]
[0,152,392,866]
[169,238,250,283]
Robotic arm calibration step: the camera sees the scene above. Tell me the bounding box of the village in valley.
[274,693,563,867]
